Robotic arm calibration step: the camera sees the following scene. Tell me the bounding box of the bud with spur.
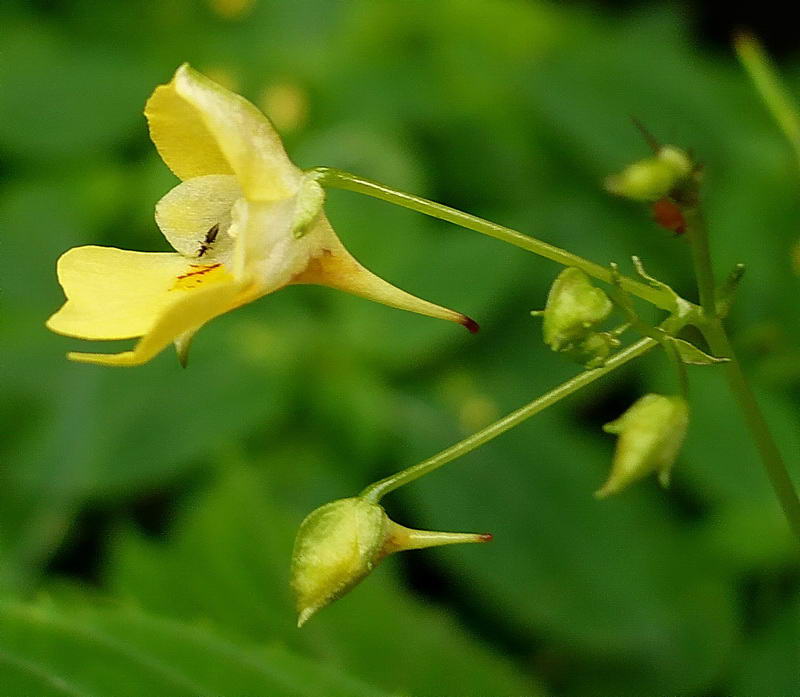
[291,497,491,626]
[596,393,689,498]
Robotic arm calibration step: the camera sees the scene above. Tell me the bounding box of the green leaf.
[729,594,800,697]
[0,600,386,697]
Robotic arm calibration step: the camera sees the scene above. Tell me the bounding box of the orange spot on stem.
[651,198,686,235]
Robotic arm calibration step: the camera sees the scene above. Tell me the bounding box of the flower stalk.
[360,330,672,504]
[310,167,680,312]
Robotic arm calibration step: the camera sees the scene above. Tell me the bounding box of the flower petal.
[291,217,478,332]
[146,64,302,201]
[67,277,242,367]
[145,79,234,180]
[155,174,242,260]
[47,245,237,345]
[231,197,327,292]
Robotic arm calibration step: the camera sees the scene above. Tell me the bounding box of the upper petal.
[46,246,236,341]
[145,64,302,201]
[145,78,233,181]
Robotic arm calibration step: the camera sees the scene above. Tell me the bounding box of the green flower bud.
[605,146,693,202]
[533,267,613,353]
[565,331,621,369]
[291,497,491,626]
[596,393,689,498]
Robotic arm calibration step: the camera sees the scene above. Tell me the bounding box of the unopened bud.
[596,393,689,498]
[291,497,490,626]
[565,331,621,369]
[533,268,613,353]
[605,146,693,202]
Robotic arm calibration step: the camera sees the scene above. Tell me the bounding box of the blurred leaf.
[0,600,385,697]
[105,463,544,697]
[0,23,150,161]
[729,593,800,696]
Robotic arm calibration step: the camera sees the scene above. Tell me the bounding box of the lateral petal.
[67,278,242,367]
[47,246,235,342]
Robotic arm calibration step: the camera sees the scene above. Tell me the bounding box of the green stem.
[735,33,800,170]
[360,335,659,503]
[703,320,800,543]
[312,167,677,312]
[606,268,689,398]
[664,339,690,401]
[685,209,800,544]
[685,208,717,318]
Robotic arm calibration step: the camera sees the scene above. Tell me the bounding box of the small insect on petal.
[197,223,221,257]
[651,198,686,235]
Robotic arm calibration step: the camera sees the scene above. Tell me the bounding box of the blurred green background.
[1,1,799,695]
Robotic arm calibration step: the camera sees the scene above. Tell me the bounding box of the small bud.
[596,393,689,498]
[291,174,326,238]
[565,331,621,369]
[291,497,490,626]
[605,146,693,202]
[533,267,613,353]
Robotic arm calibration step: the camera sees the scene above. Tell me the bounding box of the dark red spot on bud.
[462,316,480,334]
[651,198,686,235]
[478,533,493,542]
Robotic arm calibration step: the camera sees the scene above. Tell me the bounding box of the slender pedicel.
[310,166,684,313]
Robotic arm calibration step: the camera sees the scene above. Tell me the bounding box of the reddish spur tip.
[478,533,494,542]
[461,316,480,334]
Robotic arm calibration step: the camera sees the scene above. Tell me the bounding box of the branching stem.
[317,164,800,544]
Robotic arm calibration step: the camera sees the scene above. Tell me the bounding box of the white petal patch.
[155,174,243,262]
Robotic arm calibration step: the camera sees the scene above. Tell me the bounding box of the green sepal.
[564,331,621,369]
[668,337,730,366]
[291,175,326,238]
[715,263,746,318]
[631,256,694,320]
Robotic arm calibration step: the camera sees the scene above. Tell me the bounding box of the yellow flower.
[46,64,476,367]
